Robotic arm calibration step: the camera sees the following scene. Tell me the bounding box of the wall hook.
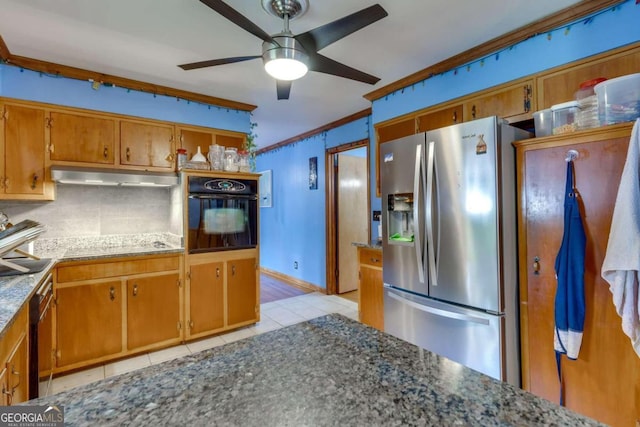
[565,149,579,162]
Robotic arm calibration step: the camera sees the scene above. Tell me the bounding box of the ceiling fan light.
[264,57,308,81]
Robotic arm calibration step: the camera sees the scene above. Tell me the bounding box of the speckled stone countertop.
[352,240,382,250]
[28,314,601,427]
[0,233,183,340]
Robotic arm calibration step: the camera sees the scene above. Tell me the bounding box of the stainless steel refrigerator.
[381,116,530,386]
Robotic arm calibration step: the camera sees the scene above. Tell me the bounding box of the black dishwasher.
[29,271,54,399]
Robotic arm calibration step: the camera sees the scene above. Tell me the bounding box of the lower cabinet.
[186,249,259,340]
[56,280,123,367]
[358,247,384,331]
[53,254,182,373]
[1,305,29,405]
[126,273,181,350]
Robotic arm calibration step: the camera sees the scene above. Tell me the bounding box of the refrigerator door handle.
[425,141,438,286]
[386,288,490,326]
[413,143,425,284]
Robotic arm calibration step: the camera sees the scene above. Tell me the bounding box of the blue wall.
[257,0,640,289]
[257,116,370,288]
[0,64,251,133]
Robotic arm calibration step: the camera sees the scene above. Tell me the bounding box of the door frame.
[325,138,370,295]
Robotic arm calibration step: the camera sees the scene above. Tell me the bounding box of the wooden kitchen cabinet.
[0,304,29,405]
[416,104,463,132]
[537,43,640,109]
[49,110,117,165]
[227,257,258,326]
[464,78,533,122]
[120,120,175,170]
[177,125,246,161]
[188,260,225,335]
[126,273,182,350]
[0,102,54,200]
[186,249,259,340]
[54,254,182,373]
[56,280,123,367]
[514,123,640,427]
[358,247,383,331]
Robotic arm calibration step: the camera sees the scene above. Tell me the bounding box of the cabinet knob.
[533,256,541,275]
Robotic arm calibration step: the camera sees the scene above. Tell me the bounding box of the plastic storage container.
[594,73,640,125]
[533,109,553,137]
[551,101,580,134]
[575,77,606,130]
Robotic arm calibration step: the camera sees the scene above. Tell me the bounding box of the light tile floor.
[41,292,359,396]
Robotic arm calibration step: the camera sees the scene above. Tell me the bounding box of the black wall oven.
[187,176,258,254]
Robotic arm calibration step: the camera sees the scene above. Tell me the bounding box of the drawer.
[359,248,382,268]
[56,255,180,283]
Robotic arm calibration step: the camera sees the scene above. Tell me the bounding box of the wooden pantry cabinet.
[53,253,183,373]
[357,247,383,331]
[185,249,259,340]
[463,78,533,123]
[514,123,640,427]
[0,304,29,405]
[177,124,246,161]
[0,102,54,200]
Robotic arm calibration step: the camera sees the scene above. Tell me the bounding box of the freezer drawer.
[383,285,506,382]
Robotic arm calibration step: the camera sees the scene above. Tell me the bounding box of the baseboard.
[260,267,325,294]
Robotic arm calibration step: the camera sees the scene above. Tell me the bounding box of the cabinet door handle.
[103,146,109,159]
[524,84,532,113]
[133,284,138,297]
[10,364,21,391]
[216,267,220,278]
[31,173,39,190]
[4,177,9,189]
[49,143,55,154]
[452,110,457,123]
[231,265,236,276]
[0,176,4,190]
[109,286,116,301]
[533,256,540,275]
[370,258,380,263]
[471,105,477,119]
[126,147,131,161]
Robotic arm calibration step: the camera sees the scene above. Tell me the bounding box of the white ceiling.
[0,0,582,148]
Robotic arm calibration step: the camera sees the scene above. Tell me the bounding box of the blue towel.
[554,160,586,360]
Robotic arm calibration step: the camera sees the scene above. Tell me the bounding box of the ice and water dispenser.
[387,193,415,243]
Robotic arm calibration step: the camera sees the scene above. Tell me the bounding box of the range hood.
[51,166,179,187]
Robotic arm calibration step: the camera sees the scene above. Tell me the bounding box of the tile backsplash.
[0,184,183,238]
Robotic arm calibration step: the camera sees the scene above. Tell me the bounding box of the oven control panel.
[188,177,257,195]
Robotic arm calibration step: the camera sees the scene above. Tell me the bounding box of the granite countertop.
[352,241,382,250]
[26,314,601,426]
[0,233,183,340]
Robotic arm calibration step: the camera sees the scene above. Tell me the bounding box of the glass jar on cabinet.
[224,147,239,172]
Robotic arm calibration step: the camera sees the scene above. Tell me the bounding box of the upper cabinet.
[0,102,54,200]
[177,125,246,161]
[537,44,640,109]
[49,111,117,165]
[463,79,533,123]
[416,104,463,132]
[120,120,175,170]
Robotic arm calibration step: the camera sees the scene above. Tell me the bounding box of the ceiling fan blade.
[295,4,387,52]
[178,55,261,70]
[307,53,380,85]
[199,0,274,43]
[276,80,292,100]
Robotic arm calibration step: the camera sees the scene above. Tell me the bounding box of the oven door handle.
[188,194,257,200]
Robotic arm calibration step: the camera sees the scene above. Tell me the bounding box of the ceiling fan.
[179,0,388,100]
